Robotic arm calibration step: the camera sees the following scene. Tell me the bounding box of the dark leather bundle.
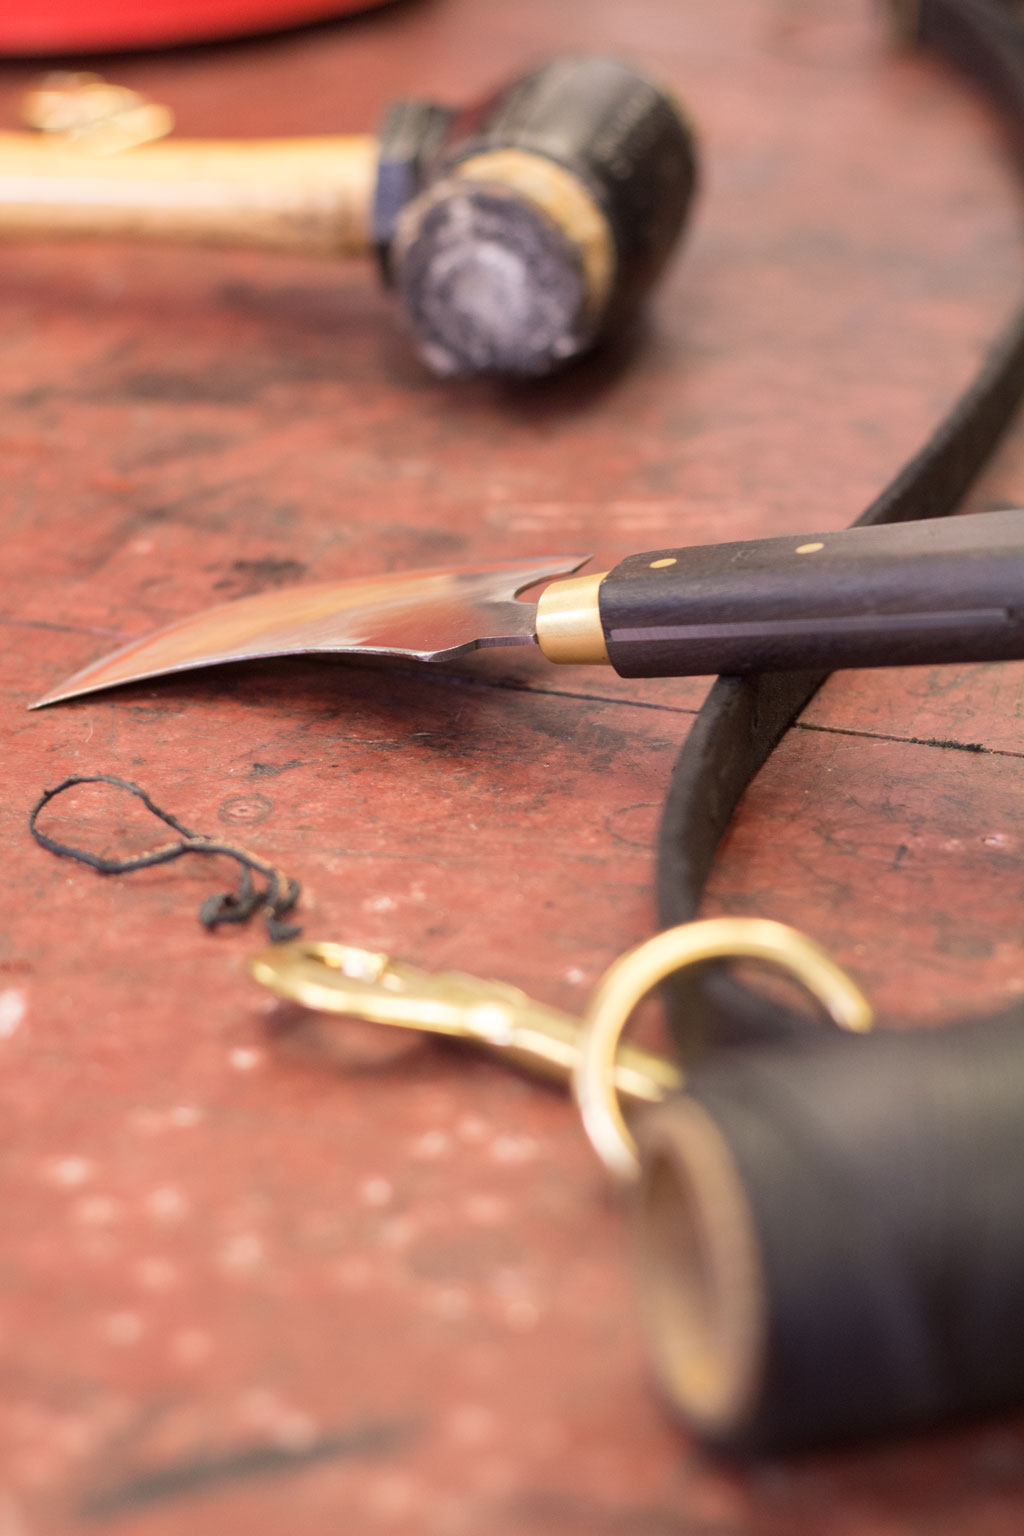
[642,0,1024,1453]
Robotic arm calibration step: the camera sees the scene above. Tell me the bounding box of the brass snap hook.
[249,920,871,1180]
[249,939,682,1106]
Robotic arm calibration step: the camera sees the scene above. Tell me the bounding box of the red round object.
[0,0,396,55]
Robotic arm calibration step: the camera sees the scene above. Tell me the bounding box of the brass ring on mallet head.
[572,918,874,1182]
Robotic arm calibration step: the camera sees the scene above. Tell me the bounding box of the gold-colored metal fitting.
[20,73,175,154]
[628,923,874,1437]
[250,940,680,1105]
[535,570,610,664]
[572,917,874,1181]
[250,919,871,1176]
[635,1097,765,1436]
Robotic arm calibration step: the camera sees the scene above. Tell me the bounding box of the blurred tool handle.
[0,131,378,256]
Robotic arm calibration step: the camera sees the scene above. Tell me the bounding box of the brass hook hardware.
[250,921,872,1180]
[572,918,874,1182]
[250,940,682,1106]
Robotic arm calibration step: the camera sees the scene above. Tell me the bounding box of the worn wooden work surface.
[5,0,1024,1530]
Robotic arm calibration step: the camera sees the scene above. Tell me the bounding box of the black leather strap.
[656,0,1024,1056]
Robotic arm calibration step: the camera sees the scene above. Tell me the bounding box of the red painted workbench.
[4,1,1024,1530]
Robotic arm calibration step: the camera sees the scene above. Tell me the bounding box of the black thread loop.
[29,774,301,942]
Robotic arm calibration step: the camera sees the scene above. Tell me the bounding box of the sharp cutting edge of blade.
[29,553,592,708]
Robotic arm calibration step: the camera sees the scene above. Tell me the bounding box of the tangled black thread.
[29,775,301,941]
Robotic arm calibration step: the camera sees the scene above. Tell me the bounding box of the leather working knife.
[31,509,1024,707]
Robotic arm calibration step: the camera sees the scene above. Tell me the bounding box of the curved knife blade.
[31,554,592,708]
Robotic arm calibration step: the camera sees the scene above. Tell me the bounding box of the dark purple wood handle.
[599,509,1024,677]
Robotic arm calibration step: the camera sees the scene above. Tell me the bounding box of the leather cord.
[29,775,302,941]
[656,0,1024,1056]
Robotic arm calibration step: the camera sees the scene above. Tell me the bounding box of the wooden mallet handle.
[0,130,378,255]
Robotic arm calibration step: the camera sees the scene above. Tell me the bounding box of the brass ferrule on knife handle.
[535,571,610,663]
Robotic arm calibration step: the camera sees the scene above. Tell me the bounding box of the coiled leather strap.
[656,0,1024,1055]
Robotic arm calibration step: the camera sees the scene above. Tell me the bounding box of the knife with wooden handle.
[30,510,1024,707]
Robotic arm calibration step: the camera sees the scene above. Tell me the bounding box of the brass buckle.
[572,917,873,1181]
